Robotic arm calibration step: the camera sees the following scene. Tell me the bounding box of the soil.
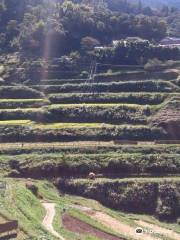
[69,204,162,240]
[62,214,122,240]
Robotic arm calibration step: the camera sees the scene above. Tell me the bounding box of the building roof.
[160,37,180,45]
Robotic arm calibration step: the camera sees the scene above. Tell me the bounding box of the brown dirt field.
[62,214,122,240]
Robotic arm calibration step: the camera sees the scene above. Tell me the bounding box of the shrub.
[48,104,149,124]
[144,59,164,72]
[80,71,89,79]
[156,184,180,221]
[0,125,166,142]
[43,80,178,94]
[57,179,180,222]
[0,86,43,99]
[26,181,39,197]
[49,93,167,105]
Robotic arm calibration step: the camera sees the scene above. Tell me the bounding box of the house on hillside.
[159,37,180,47]
[112,37,149,47]
[95,37,150,50]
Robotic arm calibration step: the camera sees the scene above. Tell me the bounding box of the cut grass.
[0,122,146,129]
[48,103,151,108]
[0,107,42,112]
[34,122,107,129]
[0,120,33,125]
[70,177,180,184]
[0,99,45,103]
[33,123,148,129]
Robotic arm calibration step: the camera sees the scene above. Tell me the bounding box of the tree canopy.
[0,0,179,57]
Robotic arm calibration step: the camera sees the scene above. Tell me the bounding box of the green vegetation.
[0,143,180,178]
[57,177,180,222]
[1,152,179,177]
[0,124,166,142]
[95,70,179,82]
[1,178,179,239]
[0,120,32,125]
[96,39,180,65]
[0,179,51,239]
[49,92,171,105]
[47,104,150,124]
[0,1,179,239]
[0,99,49,109]
[39,80,179,94]
[0,0,172,57]
[0,86,43,99]
[35,122,105,129]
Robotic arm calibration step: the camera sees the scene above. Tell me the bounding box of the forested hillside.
[0,0,180,56]
[0,0,179,57]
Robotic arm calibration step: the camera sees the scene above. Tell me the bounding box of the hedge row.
[49,93,168,105]
[1,144,179,155]
[0,104,151,124]
[47,105,150,124]
[0,125,166,142]
[96,64,143,73]
[40,79,85,85]
[0,86,43,99]
[57,178,180,222]
[94,70,178,82]
[40,80,178,94]
[0,99,48,109]
[6,153,180,178]
[0,109,45,121]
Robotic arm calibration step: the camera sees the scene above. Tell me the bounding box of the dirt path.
[70,204,161,240]
[62,214,122,240]
[90,211,161,240]
[42,202,65,240]
[135,220,180,240]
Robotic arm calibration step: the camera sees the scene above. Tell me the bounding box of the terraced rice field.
[0,64,179,239]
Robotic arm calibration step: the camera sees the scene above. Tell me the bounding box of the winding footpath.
[41,202,180,240]
[42,202,65,240]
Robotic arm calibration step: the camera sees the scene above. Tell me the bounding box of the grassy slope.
[0,179,134,240]
[0,179,50,239]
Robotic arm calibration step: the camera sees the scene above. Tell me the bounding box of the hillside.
[0,1,179,240]
[1,179,179,240]
[0,58,180,239]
